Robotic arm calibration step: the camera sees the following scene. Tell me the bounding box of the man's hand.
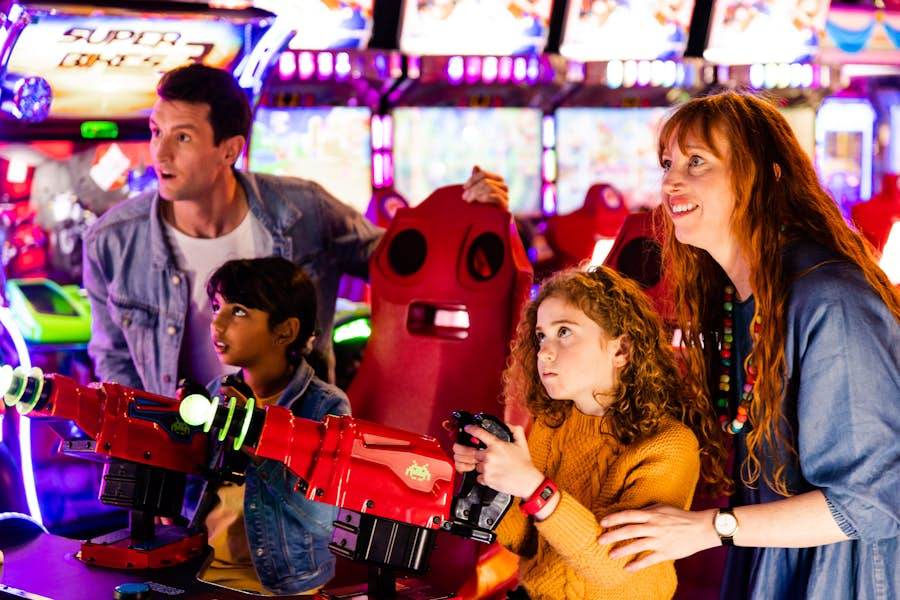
[463,166,509,210]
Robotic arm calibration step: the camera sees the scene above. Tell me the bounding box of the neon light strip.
[0,305,42,524]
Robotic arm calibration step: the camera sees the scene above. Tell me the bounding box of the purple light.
[278,51,296,80]
[298,51,315,80]
[335,52,351,79]
[382,114,393,149]
[513,57,527,83]
[447,56,464,85]
[498,56,514,83]
[371,114,384,151]
[374,52,387,75]
[317,52,334,79]
[373,153,384,187]
[526,56,540,85]
[482,56,498,83]
[465,56,482,84]
[541,183,556,215]
[383,152,393,187]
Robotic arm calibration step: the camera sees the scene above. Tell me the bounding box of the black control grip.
[448,411,514,540]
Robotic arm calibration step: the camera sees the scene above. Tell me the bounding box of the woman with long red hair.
[597,91,900,599]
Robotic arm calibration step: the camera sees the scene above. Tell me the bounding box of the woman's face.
[660,127,738,254]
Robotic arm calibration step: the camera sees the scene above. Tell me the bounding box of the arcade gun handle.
[179,393,513,574]
[1,365,206,474]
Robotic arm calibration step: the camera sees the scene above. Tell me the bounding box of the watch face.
[715,511,738,536]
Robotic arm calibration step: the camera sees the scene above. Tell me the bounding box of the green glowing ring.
[217,397,237,442]
[5,366,29,407]
[202,396,220,433]
[17,367,45,415]
[233,396,255,451]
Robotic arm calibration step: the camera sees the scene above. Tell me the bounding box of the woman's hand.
[597,505,720,571]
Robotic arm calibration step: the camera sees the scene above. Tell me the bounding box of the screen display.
[704,0,831,65]
[399,0,554,55]
[284,0,375,50]
[560,0,696,61]
[5,12,245,119]
[555,107,668,215]
[392,107,542,214]
[248,107,373,215]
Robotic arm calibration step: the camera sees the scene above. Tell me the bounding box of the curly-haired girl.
[453,265,724,599]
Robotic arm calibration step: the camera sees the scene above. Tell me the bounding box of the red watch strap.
[520,476,558,516]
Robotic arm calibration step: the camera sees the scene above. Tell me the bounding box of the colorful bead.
[717,285,757,436]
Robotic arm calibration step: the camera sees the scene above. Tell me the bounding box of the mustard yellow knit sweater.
[496,407,700,600]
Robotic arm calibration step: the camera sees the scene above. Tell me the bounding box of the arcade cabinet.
[347,184,532,595]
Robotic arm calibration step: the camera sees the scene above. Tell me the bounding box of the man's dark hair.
[157,63,252,145]
[207,257,318,366]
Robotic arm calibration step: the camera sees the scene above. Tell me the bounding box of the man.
[83,63,508,397]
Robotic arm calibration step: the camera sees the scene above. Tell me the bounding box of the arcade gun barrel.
[0,364,211,568]
[0,364,206,474]
[179,391,512,574]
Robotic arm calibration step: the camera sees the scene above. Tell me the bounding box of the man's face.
[148,98,234,204]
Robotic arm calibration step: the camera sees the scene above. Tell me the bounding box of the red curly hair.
[503,265,729,495]
[658,91,900,496]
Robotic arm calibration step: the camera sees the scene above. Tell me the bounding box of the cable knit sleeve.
[534,418,700,592]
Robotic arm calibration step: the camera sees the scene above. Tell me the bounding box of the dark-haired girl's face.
[660,128,737,255]
[210,293,283,370]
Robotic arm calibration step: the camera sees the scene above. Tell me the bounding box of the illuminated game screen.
[399,0,554,55]
[248,107,373,215]
[392,107,542,214]
[704,0,832,64]
[5,11,245,119]
[555,107,668,215]
[284,0,375,50]
[560,0,696,61]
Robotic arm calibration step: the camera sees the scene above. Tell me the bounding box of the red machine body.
[254,408,455,529]
[17,372,206,474]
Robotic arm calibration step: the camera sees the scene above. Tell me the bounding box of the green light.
[5,366,30,407]
[218,397,237,442]
[16,367,45,415]
[179,393,213,427]
[80,121,119,139]
[234,396,255,451]
[333,318,371,344]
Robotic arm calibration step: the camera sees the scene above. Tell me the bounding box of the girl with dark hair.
[598,91,900,599]
[197,256,350,595]
[453,265,723,599]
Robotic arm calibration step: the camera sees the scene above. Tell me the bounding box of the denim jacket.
[83,171,383,397]
[204,360,352,594]
[723,241,900,600]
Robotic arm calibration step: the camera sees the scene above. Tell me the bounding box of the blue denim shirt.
[83,171,383,396]
[723,241,900,600]
[205,360,351,594]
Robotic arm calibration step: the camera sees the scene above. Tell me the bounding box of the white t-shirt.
[164,210,273,387]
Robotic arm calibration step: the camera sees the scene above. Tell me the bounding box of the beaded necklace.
[717,285,760,434]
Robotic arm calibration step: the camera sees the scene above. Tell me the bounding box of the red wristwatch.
[520,476,559,516]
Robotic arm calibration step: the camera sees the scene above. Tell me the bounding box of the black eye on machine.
[388,228,427,276]
[467,232,504,281]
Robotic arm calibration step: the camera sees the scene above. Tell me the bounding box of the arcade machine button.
[113,582,153,600]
